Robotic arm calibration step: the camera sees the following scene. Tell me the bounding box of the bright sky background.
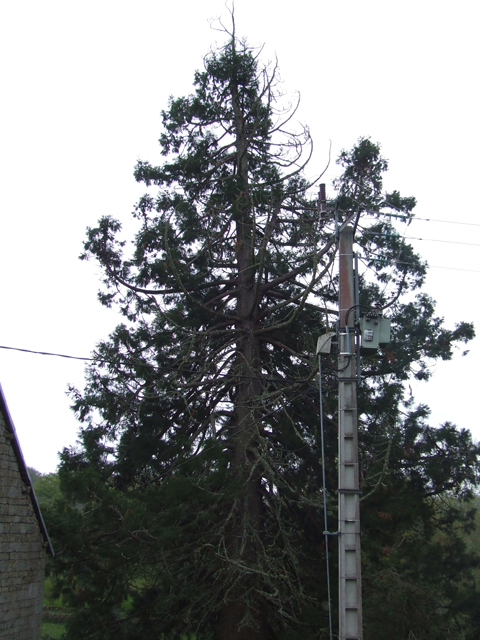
[1,1,478,473]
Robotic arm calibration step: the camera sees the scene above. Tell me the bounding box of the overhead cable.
[0,345,315,385]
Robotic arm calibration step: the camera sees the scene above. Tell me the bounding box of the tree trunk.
[217,70,270,639]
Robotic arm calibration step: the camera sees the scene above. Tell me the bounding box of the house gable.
[0,384,53,640]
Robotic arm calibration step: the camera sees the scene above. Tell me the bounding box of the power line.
[351,224,480,273]
[405,235,480,248]
[362,228,480,249]
[339,178,480,229]
[364,209,480,229]
[412,264,480,274]
[412,216,480,228]
[0,345,315,386]
[0,345,93,361]
[358,254,480,274]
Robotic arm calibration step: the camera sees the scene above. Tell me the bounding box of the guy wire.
[318,353,334,640]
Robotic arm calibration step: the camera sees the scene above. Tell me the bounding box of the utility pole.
[338,225,363,639]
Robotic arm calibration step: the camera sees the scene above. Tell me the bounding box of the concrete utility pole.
[338,225,363,640]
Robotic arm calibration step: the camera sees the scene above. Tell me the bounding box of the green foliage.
[34,473,61,508]
[45,24,480,640]
[41,620,66,640]
[44,576,64,608]
[28,467,62,509]
[28,466,43,485]
[362,491,480,640]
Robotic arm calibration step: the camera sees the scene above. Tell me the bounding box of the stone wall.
[0,411,46,640]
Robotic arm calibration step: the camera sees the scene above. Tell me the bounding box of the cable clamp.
[337,489,362,495]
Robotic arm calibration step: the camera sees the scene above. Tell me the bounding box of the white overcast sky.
[1,1,479,473]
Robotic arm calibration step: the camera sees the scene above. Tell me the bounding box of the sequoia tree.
[47,27,480,640]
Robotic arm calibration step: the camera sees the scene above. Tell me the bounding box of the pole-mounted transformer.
[358,313,391,350]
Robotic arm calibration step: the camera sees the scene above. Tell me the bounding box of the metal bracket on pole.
[337,489,362,495]
[317,332,336,355]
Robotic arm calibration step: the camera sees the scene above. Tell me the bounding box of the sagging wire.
[318,352,334,640]
[0,345,316,386]
[316,184,335,640]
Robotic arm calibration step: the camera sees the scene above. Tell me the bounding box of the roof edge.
[0,383,54,556]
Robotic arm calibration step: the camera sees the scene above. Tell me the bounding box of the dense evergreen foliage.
[46,28,480,640]
[28,467,61,508]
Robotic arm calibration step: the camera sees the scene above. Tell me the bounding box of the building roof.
[0,383,54,556]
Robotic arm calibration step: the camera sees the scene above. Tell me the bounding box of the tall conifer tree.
[49,23,480,640]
